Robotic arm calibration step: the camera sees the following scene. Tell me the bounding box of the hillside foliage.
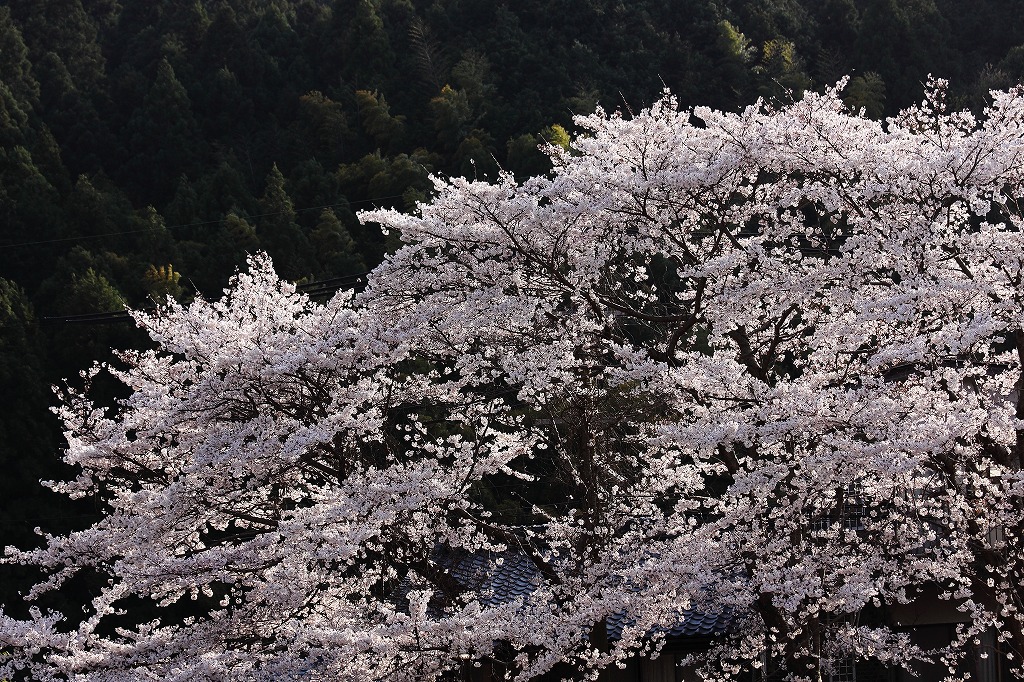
[5,78,1024,680]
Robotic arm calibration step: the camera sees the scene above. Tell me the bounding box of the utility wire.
[0,194,409,251]
[42,271,371,324]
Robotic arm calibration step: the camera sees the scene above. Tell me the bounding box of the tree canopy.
[5,79,1024,681]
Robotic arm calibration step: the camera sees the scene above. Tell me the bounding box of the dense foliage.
[6,0,1024,677]
[5,79,1024,680]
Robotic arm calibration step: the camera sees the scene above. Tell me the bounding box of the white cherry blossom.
[5,79,1024,681]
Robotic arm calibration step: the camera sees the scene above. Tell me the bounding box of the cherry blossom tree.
[5,78,1024,681]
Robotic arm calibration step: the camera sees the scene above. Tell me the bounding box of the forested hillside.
[3,0,1024,615]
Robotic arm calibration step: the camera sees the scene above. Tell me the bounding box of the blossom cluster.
[4,78,1024,681]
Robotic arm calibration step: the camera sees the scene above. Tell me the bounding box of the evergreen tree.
[130,204,177,267]
[65,175,129,242]
[713,20,755,109]
[754,38,812,102]
[125,58,203,202]
[854,0,955,109]
[33,51,111,175]
[195,156,256,219]
[220,211,260,259]
[0,144,66,287]
[354,89,406,153]
[333,0,395,88]
[843,71,887,118]
[0,83,30,148]
[291,90,352,166]
[164,174,202,238]
[7,0,106,90]
[36,257,135,379]
[29,123,70,193]
[0,7,40,109]
[429,85,473,153]
[310,207,365,278]
[256,164,313,280]
[0,279,64,619]
[194,66,252,142]
[286,158,342,225]
[450,50,494,111]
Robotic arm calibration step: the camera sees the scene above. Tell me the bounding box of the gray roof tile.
[440,550,731,641]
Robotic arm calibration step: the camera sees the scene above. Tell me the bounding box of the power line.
[0,195,409,251]
[42,271,371,325]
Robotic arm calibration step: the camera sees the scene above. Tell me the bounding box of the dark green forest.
[2,0,1024,614]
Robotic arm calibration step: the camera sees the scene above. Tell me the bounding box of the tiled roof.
[440,550,732,641]
[447,550,543,607]
[606,606,733,640]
